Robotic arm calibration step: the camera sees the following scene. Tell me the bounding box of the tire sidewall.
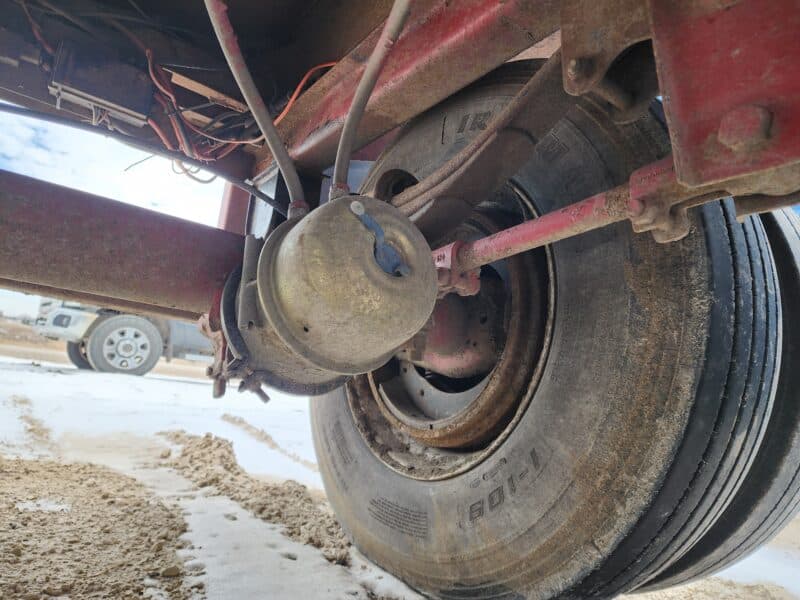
[66,340,93,370]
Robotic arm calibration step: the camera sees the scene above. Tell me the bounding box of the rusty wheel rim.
[348,190,556,480]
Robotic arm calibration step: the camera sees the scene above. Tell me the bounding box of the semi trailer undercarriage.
[1,1,800,598]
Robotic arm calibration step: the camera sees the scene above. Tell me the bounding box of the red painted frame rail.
[0,170,245,320]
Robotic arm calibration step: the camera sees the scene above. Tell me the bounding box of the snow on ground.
[1,354,799,599]
[0,359,321,489]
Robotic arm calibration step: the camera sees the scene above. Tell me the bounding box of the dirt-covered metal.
[560,0,651,96]
[432,155,800,292]
[650,0,800,188]
[0,169,244,321]
[251,0,560,179]
[229,195,437,395]
[398,280,505,380]
[370,209,552,451]
[386,52,574,240]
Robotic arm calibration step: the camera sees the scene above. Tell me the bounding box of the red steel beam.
[650,0,800,187]
[432,157,710,290]
[458,190,630,271]
[251,0,560,179]
[0,170,244,320]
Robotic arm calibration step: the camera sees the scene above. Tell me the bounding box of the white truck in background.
[34,299,212,376]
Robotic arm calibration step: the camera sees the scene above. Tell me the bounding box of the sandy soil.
[0,458,193,600]
[220,413,319,472]
[0,404,193,600]
[636,579,795,599]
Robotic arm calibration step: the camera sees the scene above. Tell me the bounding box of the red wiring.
[180,60,338,146]
[146,116,176,151]
[146,50,179,106]
[181,117,260,146]
[212,143,239,160]
[115,18,336,162]
[152,93,186,154]
[20,9,335,166]
[274,61,337,125]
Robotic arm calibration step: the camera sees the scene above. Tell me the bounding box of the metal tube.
[450,186,634,272]
[0,170,245,320]
[330,0,411,198]
[0,103,288,216]
[204,0,308,217]
[734,192,800,221]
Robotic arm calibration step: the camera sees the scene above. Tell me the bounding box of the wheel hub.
[359,206,553,455]
[117,340,136,357]
[399,279,506,379]
[104,327,149,370]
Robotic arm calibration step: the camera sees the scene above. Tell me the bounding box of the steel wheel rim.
[102,326,152,370]
[347,188,556,480]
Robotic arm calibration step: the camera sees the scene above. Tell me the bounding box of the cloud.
[0,110,225,226]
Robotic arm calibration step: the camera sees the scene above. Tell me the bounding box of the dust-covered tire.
[66,340,93,370]
[310,63,781,599]
[639,208,800,591]
[86,314,162,376]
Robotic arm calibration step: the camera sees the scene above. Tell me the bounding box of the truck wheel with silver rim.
[86,314,162,376]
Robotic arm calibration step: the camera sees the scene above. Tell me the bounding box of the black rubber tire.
[572,208,781,598]
[638,208,800,591]
[66,340,93,370]
[310,63,782,600]
[86,314,162,376]
[310,63,781,599]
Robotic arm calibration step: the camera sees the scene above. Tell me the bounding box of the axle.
[0,170,244,320]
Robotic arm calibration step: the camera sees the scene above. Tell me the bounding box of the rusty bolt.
[566,57,593,82]
[718,105,773,152]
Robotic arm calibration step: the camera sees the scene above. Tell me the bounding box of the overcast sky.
[0,110,226,317]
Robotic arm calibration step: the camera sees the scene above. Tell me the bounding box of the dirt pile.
[163,430,350,564]
[0,457,191,599]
